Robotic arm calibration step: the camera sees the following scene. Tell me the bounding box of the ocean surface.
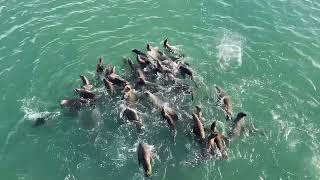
[1,0,320,179]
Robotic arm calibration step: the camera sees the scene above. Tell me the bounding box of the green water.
[1,0,320,179]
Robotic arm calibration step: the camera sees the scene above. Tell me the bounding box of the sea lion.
[163,38,183,57]
[103,78,115,95]
[210,120,217,132]
[146,43,169,61]
[32,113,55,127]
[215,85,233,121]
[60,98,90,111]
[206,133,217,156]
[136,70,163,91]
[144,91,163,108]
[191,113,206,143]
[137,143,155,177]
[161,106,179,129]
[136,68,148,86]
[123,107,143,129]
[195,105,204,123]
[107,67,128,87]
[105,65,116,77]
[96,57,104,73]
[155,60,172,74]
[75,88,96,99]
[137,54,152,69]
[127,58,135,71]
[132,48,148,58]
[137,68,146,83]
[229,112,247,138]
[161,59,179,74]
[126,58,148,78]
[123,84,138,105]
[80,75,93,90]
[179,64,194,80]
[123,107,140,121]
[132,49,153,66]
[206,132,228,159]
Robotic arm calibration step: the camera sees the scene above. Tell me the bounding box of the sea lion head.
[164,38,168,47]
[210,120,217,132]
[105,66,115,76]
[96,57,104,73]
[146,43,151,51]
[236,112,247,120]
[238,112,247,117]
[124,84,132,92]
[99,56,104,63]
[226,111,233,121]
[195,105,202,112]
[110,66,116,74]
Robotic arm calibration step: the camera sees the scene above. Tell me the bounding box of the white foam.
[312,155,320,178]
[216,33,244,70]
[271,110,280,120]
[20,97,60,120]
[2,97,60,157]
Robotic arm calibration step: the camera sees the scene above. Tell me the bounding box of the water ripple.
[0,18,37,42]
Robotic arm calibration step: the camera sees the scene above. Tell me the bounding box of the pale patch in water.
[20,97,60,120]
[312,156,320,178]
[216,33,244,70]
[271,110,280,120]
[64,174,75,180]
[0,6,7,14]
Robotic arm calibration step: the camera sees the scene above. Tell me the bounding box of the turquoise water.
[1,0,320,179]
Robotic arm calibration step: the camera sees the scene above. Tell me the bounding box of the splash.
[1,97,59,159]
[20,96,60,120]
[216,33,244,70]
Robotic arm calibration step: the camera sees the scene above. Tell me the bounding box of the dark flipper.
[163,38,168,49]
[127,58,135,70]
